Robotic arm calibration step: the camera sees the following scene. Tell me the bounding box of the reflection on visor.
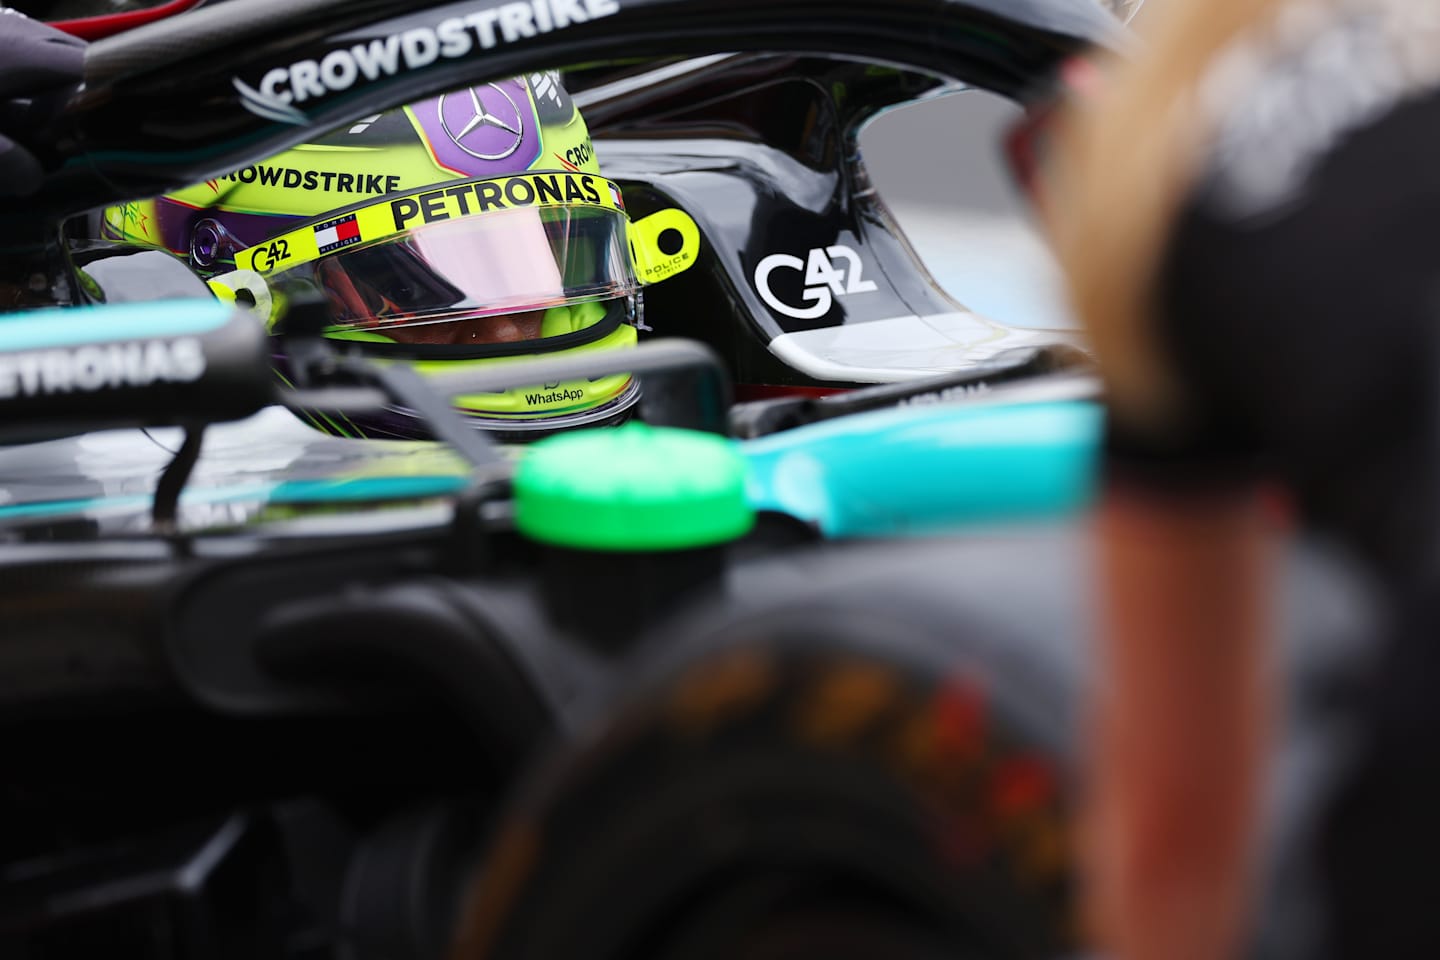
[218,171,639,350]
[307,205,631,335]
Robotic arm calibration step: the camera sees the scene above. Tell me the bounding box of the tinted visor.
[224,171,638,352]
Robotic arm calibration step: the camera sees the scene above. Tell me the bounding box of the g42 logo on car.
[754,245,877,320]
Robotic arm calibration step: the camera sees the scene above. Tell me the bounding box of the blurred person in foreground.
[1044,0,1440,957]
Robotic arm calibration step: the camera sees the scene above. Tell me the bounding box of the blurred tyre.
[450,599,1077,960]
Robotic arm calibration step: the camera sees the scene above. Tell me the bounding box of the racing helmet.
[99,72,642,441]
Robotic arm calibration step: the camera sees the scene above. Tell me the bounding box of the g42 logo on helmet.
[250,238,291,273]
[753,245,877,320]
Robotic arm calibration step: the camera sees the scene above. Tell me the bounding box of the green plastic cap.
[514,423,755,552]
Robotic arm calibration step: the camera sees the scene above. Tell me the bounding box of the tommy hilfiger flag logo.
[608,181,625,211]
[314,214,362,254]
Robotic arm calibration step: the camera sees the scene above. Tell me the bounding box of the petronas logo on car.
[0,340,207,398]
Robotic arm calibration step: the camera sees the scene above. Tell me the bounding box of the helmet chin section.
[316,376,641,443]
[279,309,640,442]
[457,377,642,443]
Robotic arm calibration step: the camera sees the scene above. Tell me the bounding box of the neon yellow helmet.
[100,73,642,441]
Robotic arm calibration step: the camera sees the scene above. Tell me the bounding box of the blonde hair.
[1047,0,1299,435]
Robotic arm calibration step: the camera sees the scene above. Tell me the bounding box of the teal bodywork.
[0,299,1104,536]
[0,398,1104,537]
[743,400,1103,536]
[0,299,234,350]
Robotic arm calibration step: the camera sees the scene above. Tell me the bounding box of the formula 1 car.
[0,1,1372,959]
[14,0,1106,399]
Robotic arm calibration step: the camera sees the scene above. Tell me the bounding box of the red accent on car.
[733,383,849,402]
[50,0,205,41]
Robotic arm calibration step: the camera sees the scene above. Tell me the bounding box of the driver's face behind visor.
[315,203,584,346]
[318,259,545,345]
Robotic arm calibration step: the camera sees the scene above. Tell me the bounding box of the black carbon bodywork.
[55,0,1116,213]
[0,0,1114,410]
[580,54,1069,391]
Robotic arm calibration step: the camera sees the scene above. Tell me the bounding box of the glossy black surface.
[590,54,1055,389]
[16,0,1118,225]
[5,0,1113,389]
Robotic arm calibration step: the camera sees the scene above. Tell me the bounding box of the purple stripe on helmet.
[153,199,300,263]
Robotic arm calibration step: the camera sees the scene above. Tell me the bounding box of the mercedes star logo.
[438,83,525,161]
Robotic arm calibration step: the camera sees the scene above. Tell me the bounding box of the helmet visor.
[219,171,638,352]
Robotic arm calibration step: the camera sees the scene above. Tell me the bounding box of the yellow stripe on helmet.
[234,170,630,276]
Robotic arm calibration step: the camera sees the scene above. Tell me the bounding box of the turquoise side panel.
[741,400,1103,537]
[0,300,233,351]
[0,400,1103,538]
